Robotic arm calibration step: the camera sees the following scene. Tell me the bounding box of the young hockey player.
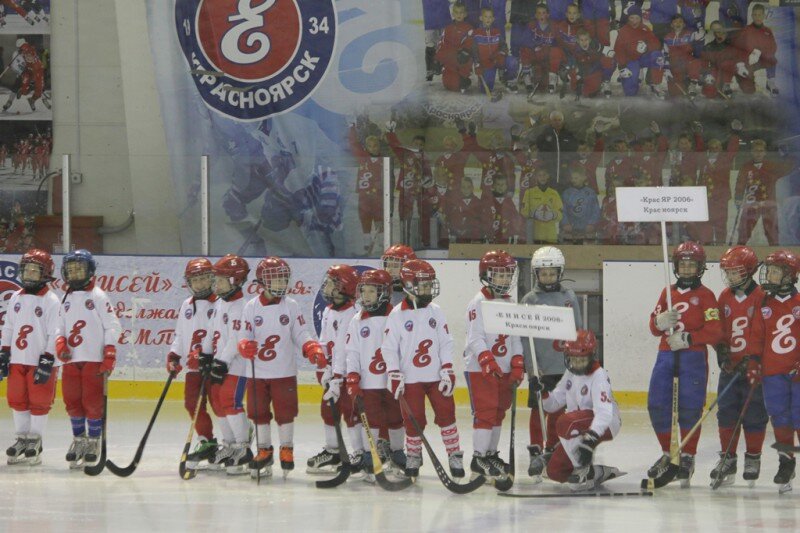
[534,329,622,491]
[613,7,665,97]
[472,7,519,92]
[1,249,60,465]
[238,257,325,478]
[204,254,253,474]
[711,245,768,486]
[521,246,583,480]
[308,265,362,475]
[166,258,218,469]
[751,250,800,492]
[647,242,723,487]
[435,2,475,93]
[56,250,120,469]
[382,259,464,478]
[345,269,406,477]
[381,244,417,306]
[464,250,525,480]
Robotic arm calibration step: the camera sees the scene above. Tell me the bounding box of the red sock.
[774,427,794,456]
[718,426,739,453]
[656,432,671,452]
[529,409,543,447]
[680,427,701,455]
[744,431,765,455]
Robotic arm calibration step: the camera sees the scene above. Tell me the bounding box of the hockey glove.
[635,41,647,54]
[238,339,258,360]
[186,348,200,371]
[438,363,456,397]
[0,346,9,380]
[323,375,342,402]
[576,430,601,466]
[478,350,503,379]
[654,310,680,331]
[346,372,363,399]
[617,67,633,79]
[99,345,116,375]
[457,49,471,65]
[199,351,214,376]
[744,357,761,385]
[209,359,229,385]
[33,352,55,384]
[55,335,71,363]
[666,331,692,351]
[387,370,405,400]
[317,365,333,387]
[663,69,674,82]
[302,340,327,368]
[166,352,183,375]
[736,62,749,78]
[716,344,733,373]
[510,355,525,384]
[748,48,761,66]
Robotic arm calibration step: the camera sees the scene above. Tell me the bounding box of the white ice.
[0,402,797,532]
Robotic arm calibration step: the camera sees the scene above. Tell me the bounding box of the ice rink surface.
[0,402,797,532]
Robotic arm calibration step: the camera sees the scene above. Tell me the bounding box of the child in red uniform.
[513,140,544,204]
[734,139,783,246]
[487,175,523,244]
[348,124,384,255]
[436,2,475,93]
[472,8,519,92]
[614,7,665,97]
[446,177,489,243]
[520,5,565,93]
[663,15,704,98]
[732,4,778,96]
[565,30,616,98]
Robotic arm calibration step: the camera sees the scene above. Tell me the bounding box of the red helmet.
[256,256,291,297]
[19,248,54,290]
[357,269,393,311]
[322,264,360,302]
[213,254,250,286]
[382,244,417,279]
[184,258,214,298]
[563,329,598,375]
[185,258,213,278]
[400,259,440,303]
[479,250,517,296]
[760,250,799,294]
[672,241,706,280]
[720,246,758,289]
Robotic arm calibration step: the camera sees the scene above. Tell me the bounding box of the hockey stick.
[179,377,208,480]
[84,374,108,476]
[493,382,517,492]
[250,359,261,485]
[713,380,758,489]
[399,395,486,494]
[355,396,413,491]
[477,71,502,103]
[499,490,653,498]
[727,201,744,246]
[106,373,175,477]
[236,217,264,256]
[315,396,352,489]
[772,442,800,453]
[526,337,548,451]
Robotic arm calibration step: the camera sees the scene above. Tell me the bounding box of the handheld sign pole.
[615,186,709,490]
[526,336,547,445]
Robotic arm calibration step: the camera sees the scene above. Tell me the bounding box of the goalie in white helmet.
[521,246,583,481]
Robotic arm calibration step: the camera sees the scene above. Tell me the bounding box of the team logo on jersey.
[429,318,437,329]
[280,314,290,326]
[723,305,731,318]
[793,306,800,319]
[13,302,20,313]
[254,316,263,327]
[580,385,588,396]
[566,379,572,390]
[64,302,71,313]
[360,326,370,338]
[313,265,371,336]
[404,320,414,332]
[34,306,42,317]
[690,297,700,306]
[85,299,95,311]
[207,309,214,319]
[175,0,337,121]
[333,320,338,331]
[185,307,193,319]
[761,307,772,319]
[222,312,229,324]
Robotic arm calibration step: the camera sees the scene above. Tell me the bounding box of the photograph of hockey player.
[419,165,453,249]
[422,0,451,82]
[699,21,737,99]
[238,257,323,478]
[572,140,602,193]
[521,246,583,480]
[345,269,406,478]
[613,6,665,97]
[731,4,778,96]
[166,258,218,471]
[734,139,783,246]
[1,37,50,116]
[559,167,600,244]
[0,248,59,465]
[554,5,584,59]
[487,174,523,245]
[0,0,48,30]
[56,250,120,470]
[309,265,362,476]
[662,15,704,98]
[381,244,417,307]
[381,259,464,478]
[520,168,562,244]
[348,123,384,256]
[520,5,565,94]
[535,329,623,491]
[464,250,525,481]
[471,8,519,93]
[563,30,616,99]
[446,177,489,244]
[749,250,800,492]
[513,140,543,205]
[462,122,516,199]
[385,121,431,229]
[599,136,634,195]
[435,120,473,190]
[647,242,723,487]
[711,246,768,487]
[203,254,253,474]
[632,123,668,189]
[668,129,704,187]
[463,0,506,38]
[435,2,474,93]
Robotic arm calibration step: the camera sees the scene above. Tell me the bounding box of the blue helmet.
[61,249,96,290]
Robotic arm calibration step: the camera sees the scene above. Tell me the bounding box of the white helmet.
[16,38,25,49]
[531,246,565,291]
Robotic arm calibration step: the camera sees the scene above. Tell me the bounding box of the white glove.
[748,49,761,66]
[655,310,680,331]
[533,205,555,222]
[667,331,692,351]
[438,365,455,397]
[663,69,673,81]
[736,62,749,78]
[691,29,705,41]
[385,120,397,132]
[387,371,405,400]
[703,73,715,85]
[602,46,615,58]
[323,376,342,401]
[618,67,633,79]
[320,365,333,388]
[636,41,647,54]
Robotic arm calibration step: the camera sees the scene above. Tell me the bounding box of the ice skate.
[487,451,508,475]
[279,446,294,478]
[24,435,42,466]
[470,452,502,480]
[404,454,422,478]
[376,438,391,466]
[647,453,672,479]
[709,452,737,487]
[349,450,365,478]
[528,445,552,481]
[688,80,701,98]
[774,452,795,494]
[25,12,35,24]
[568,464,595,491]
[649,83,666,99]
[83,437,101,467]
[766,78,779,97]
[448,451,465,478]
[360,450,376,483]
[306,447,341,474]
[7,435,28,465]
[678,454,695,487]
[65,435,87,470]
[249,446,274,479]
[743,453,761,487]
[185,438,217,470]
[390,448,407,472]
[721,83,733,99]
[547,72,558,94]
[209,441,235,471]
[225,443,254,476]
[601,80,611,98]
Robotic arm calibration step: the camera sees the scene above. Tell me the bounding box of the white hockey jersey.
[464,288,524,373]
[319,302,357,377]
[241,294,315,379]
[381,300,454,384]
[169,295,217,373]
[60,284,121,363]
[542,366,622,438]
[1,287,60,366]
[345,307,392,390]
[204,292,248,377]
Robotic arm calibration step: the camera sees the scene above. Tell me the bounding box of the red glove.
[166,352,182,375]
[99,345,116,375]
[55,335,71,363]
[745,357,761,385]
[238,339,258,360]
[510,355,525,384]
[346,372,362,399]
[303,340,327,369]
[186,348,200,370]
[478,350,502,379]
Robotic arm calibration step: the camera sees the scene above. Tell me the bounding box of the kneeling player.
[382,259,464,478]
[57,250,120,469]
[534,329,622,491]
[464,250,525,480]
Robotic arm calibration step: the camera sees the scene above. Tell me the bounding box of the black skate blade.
[641,464,679,490]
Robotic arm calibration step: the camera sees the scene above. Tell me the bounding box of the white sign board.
[480,301,577,340]
[615,186,709,222]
